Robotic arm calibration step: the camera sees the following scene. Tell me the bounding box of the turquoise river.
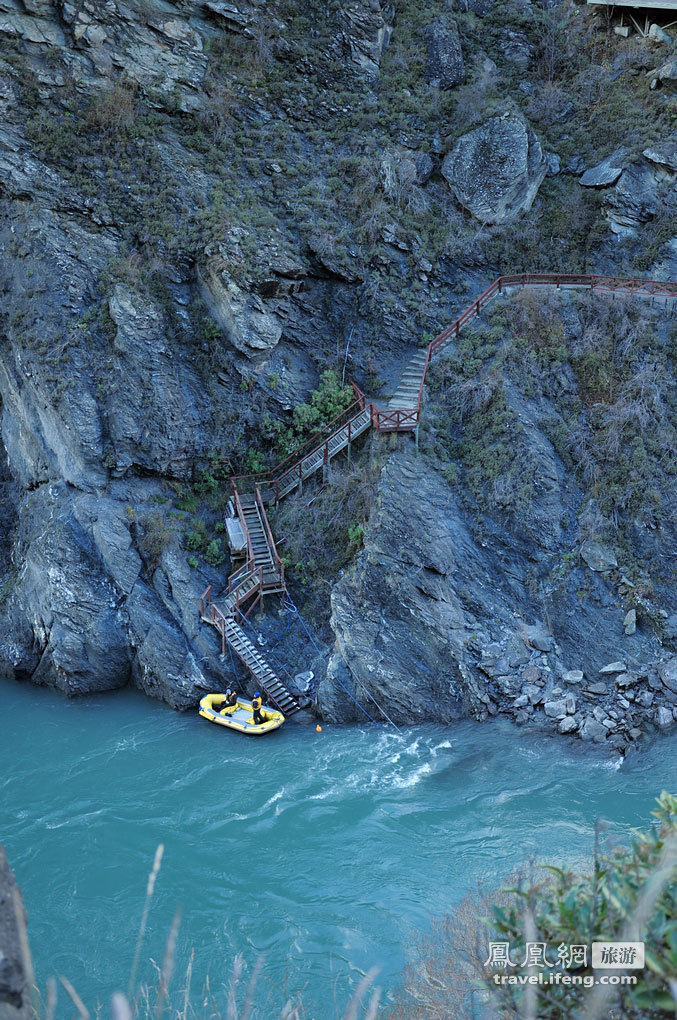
[2,679,676,1016]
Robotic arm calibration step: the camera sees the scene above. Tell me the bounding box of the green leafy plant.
[204,538,226,567]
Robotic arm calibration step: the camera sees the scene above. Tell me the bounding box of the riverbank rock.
[659,658,677,694]
[441,114,548,224]
[0,846,30,1020]
[316,442,666,737]
[656,705,675,729]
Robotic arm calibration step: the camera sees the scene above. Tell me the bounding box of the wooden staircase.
[237,492,283,588]
[261,404,372,504]
[223,617,299,717]
[200,584,301,717]
[387,348,428,412]
[200,272,677,714]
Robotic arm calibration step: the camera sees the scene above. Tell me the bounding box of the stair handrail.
[228,560,258,595]
[235,566,263,616]
[230,394,367,497]
[373,272,677,430]
[230,484,257,564]
[199,584,212,618]
[255,485,285,590]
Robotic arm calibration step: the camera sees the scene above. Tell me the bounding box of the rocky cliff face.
[317,288,677,751]
[0,0,402,705]
[0,0,676,743]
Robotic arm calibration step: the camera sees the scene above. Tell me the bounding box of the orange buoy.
[316,724,322,732]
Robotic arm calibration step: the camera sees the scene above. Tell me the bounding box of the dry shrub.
[200,82,236,144]
[86,80,138,136]
[447,368,502,422]
[385,880,516,1020]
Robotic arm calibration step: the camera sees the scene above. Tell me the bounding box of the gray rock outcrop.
[441,114,548,224]
[424,19,465,89]
[643,143,677,175]
[315,443,664,734]
[579,150,626,188]
[606,163,659,235]
[648,56,677,91]
[337,1,394,79]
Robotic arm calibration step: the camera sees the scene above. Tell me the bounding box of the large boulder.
[441,114,547,224]
[649,56,677,91]
[579,149,626,188]
[606,163,659,235]
[424,19,465,89]
[580,540,617,572]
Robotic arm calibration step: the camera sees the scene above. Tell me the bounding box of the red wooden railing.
[370,273,677,431]
[227,273,676,487]
[200,585,230,653]
[255,485,285,596]
[231,383,368,500]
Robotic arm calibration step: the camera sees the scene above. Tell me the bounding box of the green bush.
[260,370,355,460]
[137,513,172,572]
[184,528,205,552]
[348,523,364,550]
[204,538,226,567]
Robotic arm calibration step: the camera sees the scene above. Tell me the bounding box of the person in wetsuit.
[252,692,264,725]
[215,689,237,714]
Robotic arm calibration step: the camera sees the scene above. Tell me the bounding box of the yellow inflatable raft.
[198,693,285,735]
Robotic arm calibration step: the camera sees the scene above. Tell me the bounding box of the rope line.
[225,622,238,685]
[285,594,395,730]
[237,612,299,687]
[353,676,401,732]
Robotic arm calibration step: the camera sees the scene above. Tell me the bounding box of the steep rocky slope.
[317,289,677,752]
[0,0,676,744]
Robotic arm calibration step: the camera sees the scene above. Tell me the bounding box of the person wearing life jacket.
[224,688,238,709]
[252,692,264,725]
